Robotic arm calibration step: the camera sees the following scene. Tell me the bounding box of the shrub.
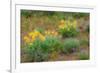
[80,38,89,46]
[59,27,78,37]
[78,52,89,60]
[24,36,62,62]
[21,48,34,62]
[41,36,62,53]
[49,51,59,60]
[62,38,80,54]
[58,19,78,37]
[25,38,49,62]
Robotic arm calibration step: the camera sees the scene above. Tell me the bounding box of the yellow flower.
[53,32,58,36]
[34,30,40,36]
[23,36,30,43]
[32,35,36,42]
[45,30,58,37]
[59,25,66,29]
[73,20,77,28]
[51,31,54,34]
[28,32,34,37]
[39,34,45,41]
[34,30,40,34]
[44,31,48,34]
[50,31,57,36]
[45,30,51,35]
[29,43,33,45]
[67,20,71,26]
[60,20,65,25]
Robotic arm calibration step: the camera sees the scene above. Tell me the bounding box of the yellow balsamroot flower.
[51,31,55,35]
[34,30,40,34]
[28,30,40,38]
[44,31,48,34]
[67,20,71,26]
[51,31,54,34]
[39,34,45,41]
[31,35,36,42]
[73,20,77,28]
[59,25,66,29]
[46,31,49,35]
[29,43,33,45]
[45,30,51,35]
[24,30,46,43]
[45,30,58,36]
[59,20,67,29]
[53,31,58,36]
[34,30,40,36]
[48,30,51,35]
[28,32,34,37]
[23,36,30,43]
[60,19,66,25]
[51,31,58,36]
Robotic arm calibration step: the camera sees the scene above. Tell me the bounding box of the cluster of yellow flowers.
[44,30,58,36]
[23,29,59,43]
[58,20,67,29]
[58,19,77,30]
[23,19,77,43]
[23,30,45,43]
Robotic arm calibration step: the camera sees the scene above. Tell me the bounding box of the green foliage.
[42,36,63,52]
[41,36,63,60]
[78,52,89,60]
[24,36,62,62]
[58,19,79,38]
[80,38,89,46]
[62,38,80,54]
[72,13,89,18]
[26,38,49,62]
[59,26,78,38]
[21,10,56,18]
[21,10,33,18]
[86,25,89,32]
[35,28,45,34]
